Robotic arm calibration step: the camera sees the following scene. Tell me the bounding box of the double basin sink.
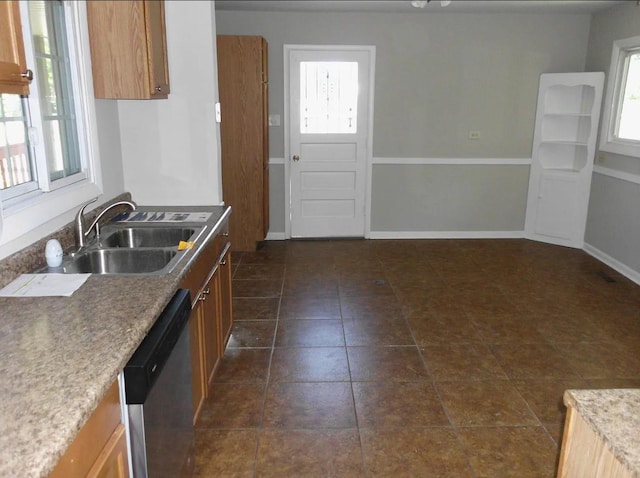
[54,226,205,275]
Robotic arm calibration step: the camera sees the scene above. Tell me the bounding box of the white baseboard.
[266,230,525,240]
[265,232,286,240]
[368,230,525,239]
[583,242,640,286]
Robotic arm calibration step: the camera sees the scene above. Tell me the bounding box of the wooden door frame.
[283,44,376,239]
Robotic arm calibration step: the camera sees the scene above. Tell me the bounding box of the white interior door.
[286,46,374,238]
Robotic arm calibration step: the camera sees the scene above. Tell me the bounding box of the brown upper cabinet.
[218,35,270,251]
[0,1,31,95]
[87,0,170,99]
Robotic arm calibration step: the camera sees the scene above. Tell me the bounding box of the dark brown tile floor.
[194,239,640,477]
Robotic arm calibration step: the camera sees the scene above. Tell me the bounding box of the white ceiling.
[214,1,627,14]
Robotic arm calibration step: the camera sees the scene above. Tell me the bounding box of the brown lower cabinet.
[180,224,233,424]
[49,380,128,478]
[557,404,633,478]
[48,223,233,476]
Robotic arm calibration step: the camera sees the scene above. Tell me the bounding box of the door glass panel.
[300,61,358,134]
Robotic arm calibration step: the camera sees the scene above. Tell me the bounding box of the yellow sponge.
[177,240,195,251]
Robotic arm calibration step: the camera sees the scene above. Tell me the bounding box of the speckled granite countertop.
[0,205,230,478]
[564,389,640,477]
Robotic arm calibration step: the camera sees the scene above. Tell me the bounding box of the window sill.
[1,180,102,247]
[599,139,640,159]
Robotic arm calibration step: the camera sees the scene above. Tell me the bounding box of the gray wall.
[95,100,126,202]
[584,2,640,278]
[216,9,591,234]
[371,164,529,232]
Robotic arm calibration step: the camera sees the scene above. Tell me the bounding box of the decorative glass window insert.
[300,62,358,134]
[600,35,640,157]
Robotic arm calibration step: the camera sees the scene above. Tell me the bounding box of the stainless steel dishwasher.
[124,289,194,477]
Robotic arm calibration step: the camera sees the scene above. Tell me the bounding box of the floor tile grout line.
[336,270,370,477]
[249,259,286,478]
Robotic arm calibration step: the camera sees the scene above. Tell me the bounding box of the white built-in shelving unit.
[525,72,604,248]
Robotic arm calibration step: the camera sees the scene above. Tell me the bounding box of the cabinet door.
[87,0,169,99]
[0,1,30,95]
[189,306,206,425]
[202,274,222,388]
[557,406,633,478]
[86,424,130,478]
[261,38,270,238]
[219,247,233,349]
[144,0,170,98]
[49,381,122,478]
[218,35,267,251]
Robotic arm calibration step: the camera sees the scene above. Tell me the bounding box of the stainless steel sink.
[38,224,206,276]
[100,227,199,248]
[61,249,179,275]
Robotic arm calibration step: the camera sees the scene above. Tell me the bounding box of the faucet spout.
[74,199,137,251]
[87,200,136,239]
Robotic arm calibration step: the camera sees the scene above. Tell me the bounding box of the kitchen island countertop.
[564,388,640,477]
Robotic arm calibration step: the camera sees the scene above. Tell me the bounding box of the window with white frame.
[600,35,640,157]
[0,0,95,207]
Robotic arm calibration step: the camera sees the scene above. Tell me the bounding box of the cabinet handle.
[220,259,227,265]
[21,69,34,82]
[198,288,211,301]
[155,86,162,93]
[222,232,229,237]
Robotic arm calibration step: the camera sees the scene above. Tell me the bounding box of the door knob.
[292,155,300,162]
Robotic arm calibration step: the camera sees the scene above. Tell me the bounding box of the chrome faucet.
[74,198,136,250]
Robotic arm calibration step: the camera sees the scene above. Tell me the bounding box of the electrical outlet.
[469,130,481,140]
[268,114,281,127]
[598,153,606,163]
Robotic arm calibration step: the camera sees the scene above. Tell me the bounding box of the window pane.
[36,57,58,116]
[0,94,35,190]
[28,0,81,183]
[618,52,640,141]
[43,119,80,180]
[300,62,358,134]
